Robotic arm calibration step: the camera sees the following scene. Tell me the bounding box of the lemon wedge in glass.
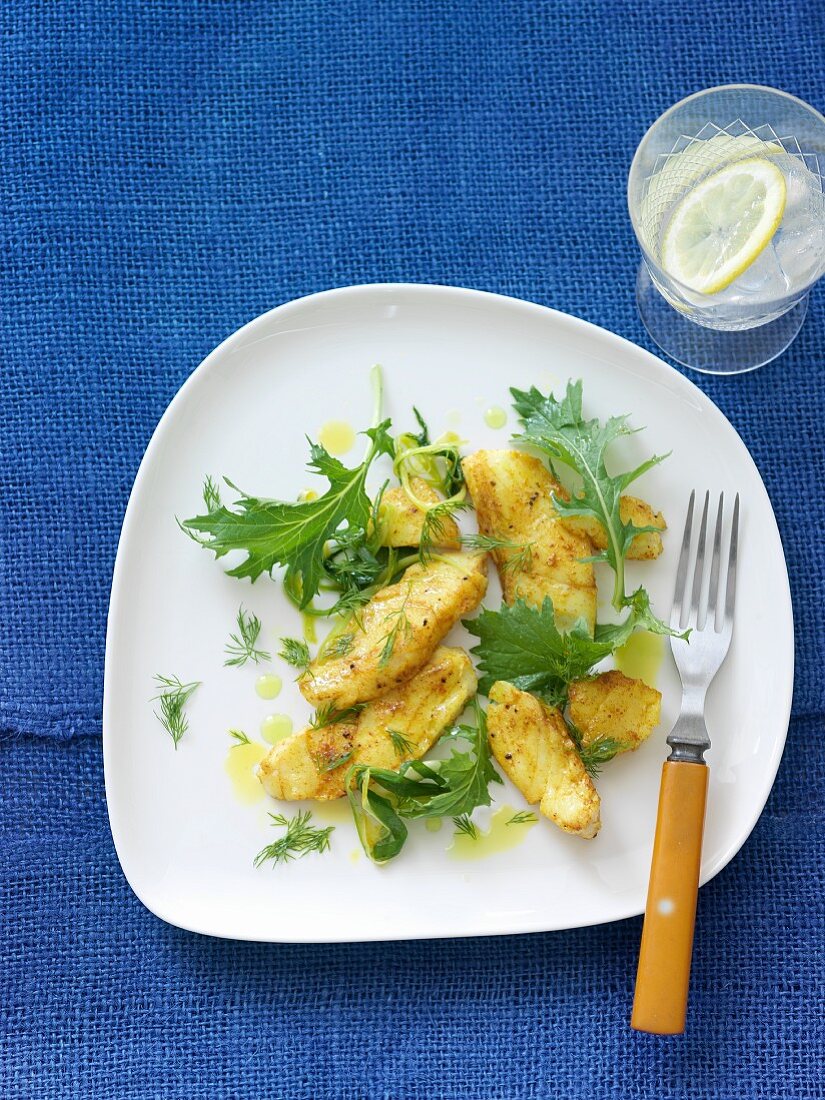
[661,157,786,295]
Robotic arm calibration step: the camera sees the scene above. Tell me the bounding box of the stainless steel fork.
[631,490,739,1036]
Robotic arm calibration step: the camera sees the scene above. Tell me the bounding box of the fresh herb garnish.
[387,729,417,757]
[309,702,366,730]
[224,606,270,667]
[322,632,354,660]
[152,675,201,749]
[452,814,479,840]
[253,810,334,867]
[278,637,311,670]
[565,722,621,778]
[465,590,681,707]
[506,810,538,825]
[418,499,472,563]
[346,699,502,864]
[465,597,622,705]
[202,475,222,513]
[181,366,394,606]
[394,411,467,558]
[313,748,354,774]
[377,590,413,668]
[511,380,669,620]
[228,728,251,745]
[411,406,431,447]
[461,533,534,573]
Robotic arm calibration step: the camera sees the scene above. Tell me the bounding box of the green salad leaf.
[511,380,668,615]
[464,597,618,705]
[181,420,394,605]
[346,701,502,864]
[465,590,682,707]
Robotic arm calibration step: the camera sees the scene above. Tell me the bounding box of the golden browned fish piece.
[299,551,487,710]
[560,496,666,561]
[568,670,661,754]
[487,681,601,839]
[259,647,477,800]
[375,477,461,549]
[462,450,596,633]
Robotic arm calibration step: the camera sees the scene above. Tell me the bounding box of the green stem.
[611,555,626,611]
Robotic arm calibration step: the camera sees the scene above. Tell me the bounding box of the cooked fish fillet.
[487,681,600,839]
[376,477,461,549]
[259,647,477,800]
[568,669,661,754]
[299,551,487,710]
[560,496,666,561]
[462,450,596,633]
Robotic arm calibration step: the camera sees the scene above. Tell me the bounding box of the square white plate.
[104,285,792,942]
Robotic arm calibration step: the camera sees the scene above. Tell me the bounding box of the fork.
[631,490,740,1035]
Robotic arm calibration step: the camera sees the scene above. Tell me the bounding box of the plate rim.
[103,282,794,942]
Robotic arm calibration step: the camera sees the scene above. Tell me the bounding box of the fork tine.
[671,490,695,629]
[705,493,724,630]
[723,493,740,631]
[687,492,710,628]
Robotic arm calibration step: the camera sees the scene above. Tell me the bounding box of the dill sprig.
[387,729,417,758]
[152,675,201,749]
[506,810,538,826]
[313,748,354,774]
[279,637,311,670]
[566,721,621,778]
[253,810,334,868]
[228,728,251,745]
[202,475,222,513]
[452,814,479,840]
[323,633,354,659]
[310,702,365,730]
[378,589,413,668]
[418,499,473,563]
[224,606,271,668]
[461,533,534,574]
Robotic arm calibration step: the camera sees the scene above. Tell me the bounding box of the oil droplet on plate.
[484,406,507,430]
[349,849,362,864]
[318,420,356,456]
[447,804,537,861]
[255,674,282,701]
[261,714,293,745]
[224,742,267,804]
[615,631,664,687]
[438,429,462,446]
[425,817,443,833]
[313,799,352,825]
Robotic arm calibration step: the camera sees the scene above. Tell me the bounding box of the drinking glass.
[628,85,825,374]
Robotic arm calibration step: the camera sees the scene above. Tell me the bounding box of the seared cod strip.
[561,496,666,561]
[462,450,596,633]
[299,552,487,710]
[376,477,461,549]
[259,647,477,800]
[568,670,661,754]
[487,681,600,839]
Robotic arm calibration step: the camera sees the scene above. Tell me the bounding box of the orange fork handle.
[631,760,709,1035]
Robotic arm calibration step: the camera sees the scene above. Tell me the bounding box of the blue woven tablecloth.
[2,2,824,1097]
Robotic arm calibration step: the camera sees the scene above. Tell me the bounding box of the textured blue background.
[2,2,824,1097]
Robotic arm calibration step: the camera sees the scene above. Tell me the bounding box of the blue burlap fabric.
[2,2,823,1097]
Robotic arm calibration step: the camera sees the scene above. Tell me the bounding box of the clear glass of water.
[628,85,825,374]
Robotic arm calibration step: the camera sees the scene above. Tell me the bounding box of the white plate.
[104,284,793,943]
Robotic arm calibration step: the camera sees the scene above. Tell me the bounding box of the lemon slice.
[661,157,786,295]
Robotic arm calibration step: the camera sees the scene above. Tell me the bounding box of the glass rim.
[627,83,825,296]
